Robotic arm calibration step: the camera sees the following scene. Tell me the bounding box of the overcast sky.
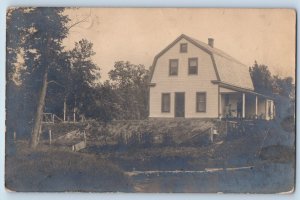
[63,8,295,81]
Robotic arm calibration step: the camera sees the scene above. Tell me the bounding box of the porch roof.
[212,80,274,100]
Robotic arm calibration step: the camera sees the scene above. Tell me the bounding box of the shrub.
[140,131,154,147]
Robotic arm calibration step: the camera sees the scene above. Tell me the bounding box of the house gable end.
[149,34,220,83]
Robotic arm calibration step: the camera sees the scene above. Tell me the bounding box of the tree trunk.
[30,71,48,148]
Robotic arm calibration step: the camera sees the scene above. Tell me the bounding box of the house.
[149,34,275,120]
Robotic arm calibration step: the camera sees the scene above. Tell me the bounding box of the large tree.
[66,39,100,120]
[109,61,149,119]
[249,61,273,95]
[249,61,294,99]
[6,8,101,147]
[6,8,24,138]
[6,8,70,148]
[249,61,295,119]
[272,75,294,99]
[85,80,120,123]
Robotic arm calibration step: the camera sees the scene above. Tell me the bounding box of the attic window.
[180,43,188,53]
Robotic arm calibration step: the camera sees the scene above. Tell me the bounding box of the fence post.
[13,131,16,142]
[73,108,76,123]
[83,130,87,144]
[49,129,52,145]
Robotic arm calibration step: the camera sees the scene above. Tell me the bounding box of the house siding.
[149,38,218,118]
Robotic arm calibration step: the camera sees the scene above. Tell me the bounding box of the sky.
[63,8,296,81]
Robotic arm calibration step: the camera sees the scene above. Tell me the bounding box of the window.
[196,92,206,112]
[169,59,178,76]
[180,43,188,53]
[161,93,171,112]
[188,58,198,75]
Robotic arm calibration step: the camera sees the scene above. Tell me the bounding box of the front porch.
[219,88,275,120]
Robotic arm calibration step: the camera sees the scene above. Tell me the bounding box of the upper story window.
[188,57,198,75]
[180,43,188,53]
[169,59,178,76]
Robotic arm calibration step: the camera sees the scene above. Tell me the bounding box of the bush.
[127,131,140,146]
[281,116,295,133]
[140,131,154,147]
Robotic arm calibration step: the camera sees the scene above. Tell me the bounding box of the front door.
[175,92,185,117]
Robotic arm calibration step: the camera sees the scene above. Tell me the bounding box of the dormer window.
[180,43,188,53]
[169,59,178,76]
[188,57,198,75]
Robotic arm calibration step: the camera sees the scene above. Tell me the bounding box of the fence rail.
[42,113,63,123]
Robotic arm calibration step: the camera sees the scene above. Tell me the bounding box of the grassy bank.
[5,141,132,192]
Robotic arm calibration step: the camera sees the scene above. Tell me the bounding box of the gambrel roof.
[150,34,254,91]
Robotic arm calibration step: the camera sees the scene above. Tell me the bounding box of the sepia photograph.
[5,8,296,193]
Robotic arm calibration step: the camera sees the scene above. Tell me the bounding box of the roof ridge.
[184,35,247,67]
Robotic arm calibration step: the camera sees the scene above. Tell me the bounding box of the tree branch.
[67,9,92,31]
[47,80,64,88]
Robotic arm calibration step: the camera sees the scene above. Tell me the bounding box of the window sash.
[169,59,178,76]
[196,92,206,112]
[188,58,198,75]
[180,43,188,53]
[189,59,197,66]
[162,93,171,112]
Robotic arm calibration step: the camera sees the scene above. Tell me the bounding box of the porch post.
[265,99,268,120]
[255,95,258,118]
[219,93,222,118]
[242,93,245,118]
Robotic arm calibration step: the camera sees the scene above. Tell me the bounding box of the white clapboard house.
[149,34,275,120]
